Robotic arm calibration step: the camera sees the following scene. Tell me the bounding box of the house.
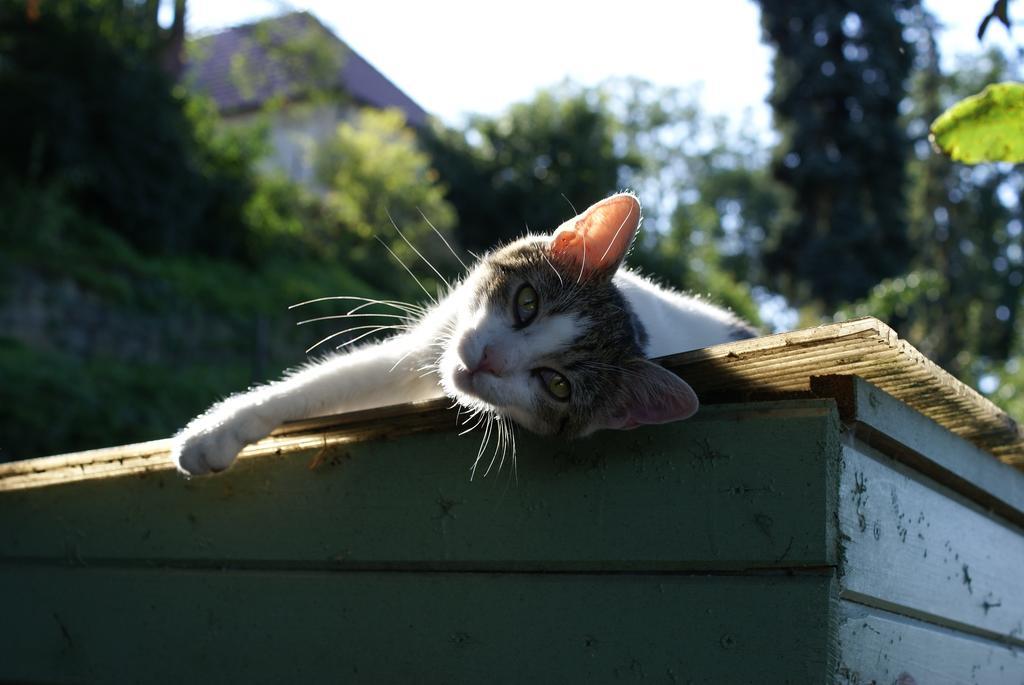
[187,11,429,186]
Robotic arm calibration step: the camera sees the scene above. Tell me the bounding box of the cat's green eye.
[514,283,539,326]
[536,368,571,401]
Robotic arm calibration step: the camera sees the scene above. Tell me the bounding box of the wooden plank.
[0,398,459,492]
[658,318,1024,465]
[836,601,1024,685]
[2,317,1019,493]
[839,441,1024,643]
[813,376,1024,528]
[0,565,836,685]
[0,402,841,570]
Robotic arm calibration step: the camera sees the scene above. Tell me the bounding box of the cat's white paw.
[171,426,244,476]
[170,411,272,477]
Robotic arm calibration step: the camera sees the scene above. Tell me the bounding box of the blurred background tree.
[830,9,1023,397]
[0,0,255,257]
[423,78,764,323]
[421,85,629,254]
[757,0,917,307]
[1,0,1022,459]
[316,108,458,290]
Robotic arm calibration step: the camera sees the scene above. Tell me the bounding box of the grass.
[0,197,420,460]
[0,337,251,460]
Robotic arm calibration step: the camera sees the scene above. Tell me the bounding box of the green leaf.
[930,82,1024,164]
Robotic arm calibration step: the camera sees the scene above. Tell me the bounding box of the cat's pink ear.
[550,193,641,276]
[592,361,699,432]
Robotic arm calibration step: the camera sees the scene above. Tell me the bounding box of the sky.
[184,0,1020,132]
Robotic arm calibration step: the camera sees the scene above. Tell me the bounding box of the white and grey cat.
[171,193,755,476]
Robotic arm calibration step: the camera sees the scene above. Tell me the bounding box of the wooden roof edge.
[658,316,889,367]
[660,316,1023,464]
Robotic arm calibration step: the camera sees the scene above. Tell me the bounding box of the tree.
[606,79,777,324]
[841,15,1024,381]
[315,108,459,297]
[757,0,917,307]
[0,0,258,258]
[421,84,633,254]
[424,79,765,323]
[904,28,1024,373]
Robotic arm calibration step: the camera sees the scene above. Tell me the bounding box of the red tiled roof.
[186,11,428,127]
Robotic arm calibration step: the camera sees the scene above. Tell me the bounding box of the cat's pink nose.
[472,344,505,376]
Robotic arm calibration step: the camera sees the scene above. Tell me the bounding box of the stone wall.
[0,267,303,377]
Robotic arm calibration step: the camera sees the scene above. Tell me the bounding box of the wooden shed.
[2,317,1022,683]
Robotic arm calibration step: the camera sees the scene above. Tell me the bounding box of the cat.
[171,192,756,476]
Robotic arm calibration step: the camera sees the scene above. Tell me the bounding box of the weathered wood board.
[658,317,1024,465]
[0,568,836,685]
[836,603,1023,684]
[0,402,839,570]
[815,375,1024,528]
[838,440,1024,643]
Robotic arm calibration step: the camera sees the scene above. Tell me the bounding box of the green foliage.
[757,6,1024,400]
[424,79,763,324]
[0,4,467,459]
[988,356,1024,417]
[315,107,460,295]
[422,84,633,253]
[757,0,916,306]
[18,0,1024,454]
[0,338,250,462]
[316,108,455,243]
[242,172,326,256]
[930,82,1024,163]
[604,80,771,324]
[626,123,774,326]
[0,1,258,258]
[839,31,1024,387]
[0,181,381,315]
[0,192,395,460]
[244,11,348,109]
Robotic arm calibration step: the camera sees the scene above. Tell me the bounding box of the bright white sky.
[185,0,1019,131]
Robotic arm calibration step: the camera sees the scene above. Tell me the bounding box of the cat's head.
[438,192,699,437]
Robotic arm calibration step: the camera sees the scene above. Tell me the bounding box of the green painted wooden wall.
[2,387,1022,684]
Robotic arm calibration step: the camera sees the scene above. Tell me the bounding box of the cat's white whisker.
[489,416,511,478]
[418,207,469,271]
[459,411,485,435]
[333,326,408,351]
[577,236,587,284]
[388,346,420,373]
[541,252,564,289]
[386,209,451,289]
[345,300,423,317]
[289,295,424,315]
[560,193,579,216]
[304,324,405,355]
[469,414,494,480]
[509,421,518,484]
[375,235,437,304]
[483,417,503,478]
[599,203,635,265]
[296,313,411,326]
